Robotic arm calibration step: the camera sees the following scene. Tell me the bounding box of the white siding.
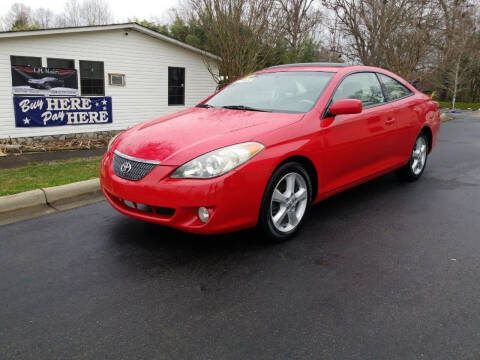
[0,29,218,139]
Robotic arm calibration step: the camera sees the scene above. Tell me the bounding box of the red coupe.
[101,63,440,240]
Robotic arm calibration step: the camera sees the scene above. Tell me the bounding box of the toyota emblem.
[120,161,132,173]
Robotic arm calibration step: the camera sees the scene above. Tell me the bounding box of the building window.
[10,55,42,67]
[47,58,75,69]
[108,73,126,86]
[168,67,185,105]
[80,60,105,96]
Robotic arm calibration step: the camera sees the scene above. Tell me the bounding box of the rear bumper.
[100,151,270,234]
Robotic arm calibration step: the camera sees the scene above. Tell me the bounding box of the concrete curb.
[43,178,100,204]
[0,189,46,214]
[0,178,101,216]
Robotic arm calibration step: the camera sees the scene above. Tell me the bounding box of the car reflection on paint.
[27,77,65,90]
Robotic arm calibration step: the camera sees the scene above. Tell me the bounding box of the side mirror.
[329,99,363,116]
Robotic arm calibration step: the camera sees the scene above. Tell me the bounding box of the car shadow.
[105,171,415,281]
[110,172,406,253]
[310,172,407,219]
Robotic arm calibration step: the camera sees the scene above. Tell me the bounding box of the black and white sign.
[11,66,79,96]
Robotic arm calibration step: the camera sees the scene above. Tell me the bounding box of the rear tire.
[259,162,312,242]
[396,131,429,182]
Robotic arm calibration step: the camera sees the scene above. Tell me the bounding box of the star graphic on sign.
[23,117,30,125]
[103,106,107,110]
[101,99,107,105]
[95,102,99,107]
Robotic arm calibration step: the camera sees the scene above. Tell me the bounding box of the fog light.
[198,207,210,223]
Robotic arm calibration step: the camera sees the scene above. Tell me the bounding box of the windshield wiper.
[196,103,215,108]
[221,105,270,112]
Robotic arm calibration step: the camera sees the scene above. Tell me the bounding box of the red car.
[101,63,440,240]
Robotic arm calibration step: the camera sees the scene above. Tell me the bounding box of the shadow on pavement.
[108,171,406,255]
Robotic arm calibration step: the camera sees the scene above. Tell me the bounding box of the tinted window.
[47,58,75,69]
[378,73,412,101]
[205,72,334,113]
[332,72,384,107]
[10,55,41,67]
[168,67,185,105]
[80,60,104,96]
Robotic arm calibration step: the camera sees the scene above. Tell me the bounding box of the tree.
[60,0,83,27]
[323,0,437,79]
[3,3,36,31]
[33,7,55,29]
[58,0,112,27]
[434,0,478,108]
[190,0,282,86]
[277,0,322,62]
[81,0,113,25]
[132,18,170,36]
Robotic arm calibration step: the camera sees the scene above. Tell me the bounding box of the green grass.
[0,157,101,196]
[437,101,480,110]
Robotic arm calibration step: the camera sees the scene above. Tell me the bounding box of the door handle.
[385,117,396,125]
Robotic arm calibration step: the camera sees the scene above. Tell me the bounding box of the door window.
[332,72,385,107]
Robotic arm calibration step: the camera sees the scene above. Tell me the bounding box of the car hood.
[114,107,304,165]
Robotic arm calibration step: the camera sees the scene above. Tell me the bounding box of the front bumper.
[100,151,270,234]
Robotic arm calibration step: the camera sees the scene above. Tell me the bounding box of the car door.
[320,72,397,193]
[377,73,419,162]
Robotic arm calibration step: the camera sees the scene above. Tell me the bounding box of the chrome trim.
[114,150,161,165]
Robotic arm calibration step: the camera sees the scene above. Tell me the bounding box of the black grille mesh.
[113,152,158,181]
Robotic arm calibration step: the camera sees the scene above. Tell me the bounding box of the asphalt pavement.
[1,113,480,359]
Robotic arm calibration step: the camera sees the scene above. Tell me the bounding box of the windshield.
[204,71,334,113]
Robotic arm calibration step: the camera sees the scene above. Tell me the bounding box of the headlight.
[107,133,120,151]
[170,142,264,179]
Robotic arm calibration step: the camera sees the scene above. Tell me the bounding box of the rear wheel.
[259,162,312,241]
[396,132,428,181]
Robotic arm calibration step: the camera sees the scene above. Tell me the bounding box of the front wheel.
[396,132,428,181]
[259,162,312,241]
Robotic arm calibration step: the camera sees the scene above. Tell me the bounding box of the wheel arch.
[274,155,318,201]
[421,126,433,153]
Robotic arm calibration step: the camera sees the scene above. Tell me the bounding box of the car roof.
[267,62,350,69]
[259,63,386,75]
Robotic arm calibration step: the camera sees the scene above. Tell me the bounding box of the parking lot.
[1,113,480,359]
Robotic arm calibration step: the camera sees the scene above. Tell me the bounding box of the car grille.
[113,150,160,181]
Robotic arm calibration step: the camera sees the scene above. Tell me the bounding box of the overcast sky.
[0,0,180,23]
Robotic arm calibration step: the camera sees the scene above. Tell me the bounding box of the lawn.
[0,157,101,196]
[437,101,480,110]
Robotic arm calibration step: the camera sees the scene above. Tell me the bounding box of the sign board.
[11,66,79,96]
[13,96,113,127]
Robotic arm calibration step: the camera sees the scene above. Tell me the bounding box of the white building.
[0,23,219,140]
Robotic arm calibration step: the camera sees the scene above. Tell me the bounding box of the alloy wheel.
[270,172,308,233]
[411,136,427,175]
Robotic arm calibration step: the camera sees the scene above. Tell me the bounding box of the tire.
[396,131,429,182]
[259,162,312,241]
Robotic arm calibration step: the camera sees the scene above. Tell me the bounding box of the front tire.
[259,162,312,241]
[396,131,429,181]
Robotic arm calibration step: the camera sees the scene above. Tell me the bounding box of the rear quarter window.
[378,73,413,101]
